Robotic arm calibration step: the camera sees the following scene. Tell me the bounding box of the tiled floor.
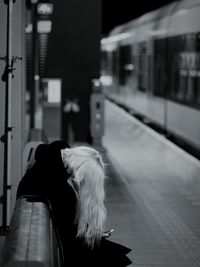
[103,100,200,267]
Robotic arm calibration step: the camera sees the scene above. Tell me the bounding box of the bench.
[0,196,64,267]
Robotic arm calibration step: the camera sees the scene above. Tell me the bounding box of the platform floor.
[103,100,200,267]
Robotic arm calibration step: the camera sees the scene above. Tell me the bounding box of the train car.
[101,0,200,154]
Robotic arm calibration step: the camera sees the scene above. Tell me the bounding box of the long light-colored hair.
[61,146,107,247]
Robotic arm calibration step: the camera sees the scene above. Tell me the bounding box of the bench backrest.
[0,196,64,267]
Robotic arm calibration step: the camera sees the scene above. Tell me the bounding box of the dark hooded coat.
[17,140,132,267]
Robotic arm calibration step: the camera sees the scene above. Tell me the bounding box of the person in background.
[17,140,132,266]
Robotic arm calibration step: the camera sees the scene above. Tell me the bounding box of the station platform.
[1,100,200,267]
[102,100,200,267]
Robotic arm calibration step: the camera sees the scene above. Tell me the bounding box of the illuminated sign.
[37,20,52,33]
[37,3,53,15]
[47,80,61,104]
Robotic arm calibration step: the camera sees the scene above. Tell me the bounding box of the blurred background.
[1,1,200,266]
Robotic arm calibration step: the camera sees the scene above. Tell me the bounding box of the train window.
[118,45,132,86]
[132,48,137,90]
[112,50,118,87]
[182,34,200,107]
[138,42,150,92]
[177,36,188,101]
[152,33,200,109]
[166,36,181,100]
[159,34,199,108]
[101,51,108,75]
[154,38,167,97]
[194,33,200,105]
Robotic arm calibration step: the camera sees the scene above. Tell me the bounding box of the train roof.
[108,1,177,37]
[102,0,200,47]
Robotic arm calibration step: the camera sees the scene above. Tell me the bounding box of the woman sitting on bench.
[17,140,132,267]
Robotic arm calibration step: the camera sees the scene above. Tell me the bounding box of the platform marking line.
[106,99,200,168]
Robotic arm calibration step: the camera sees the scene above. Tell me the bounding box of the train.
[101,0,200,156]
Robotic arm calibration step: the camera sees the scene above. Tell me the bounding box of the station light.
[37,20,52,33]
[25,23,33,33]
[37,3,54,15]
[34,75,40,81]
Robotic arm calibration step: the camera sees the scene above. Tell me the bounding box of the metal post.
[30,4,40,129]
[30,4,37,129]
[2,0,14,230]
